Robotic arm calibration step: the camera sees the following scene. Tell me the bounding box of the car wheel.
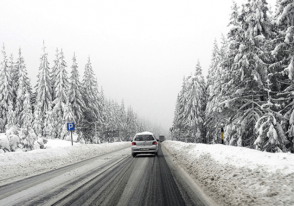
[132,153,136,157]
[154,152,158,156]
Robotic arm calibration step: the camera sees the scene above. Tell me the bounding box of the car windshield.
[135,135,154,141]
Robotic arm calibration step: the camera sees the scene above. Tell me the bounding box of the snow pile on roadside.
[45,139,80,148]
[0,140,130,185]
[162,140,294,206]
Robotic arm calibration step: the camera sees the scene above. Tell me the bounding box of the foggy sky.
[0,0,276,132]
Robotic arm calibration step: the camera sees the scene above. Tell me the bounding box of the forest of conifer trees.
[171,0,294,153]
[0,42,164,145]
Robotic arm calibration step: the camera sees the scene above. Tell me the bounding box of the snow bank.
[162,140,294,206]
[45,139,80,149]
[0,140,130,185]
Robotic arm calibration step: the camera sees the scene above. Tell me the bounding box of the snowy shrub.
[0,134,10,152]
[254,113,288,152]
[79,138,85,144]
[9,134,20,151]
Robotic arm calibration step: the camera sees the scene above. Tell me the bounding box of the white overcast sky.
[0,0,276,132]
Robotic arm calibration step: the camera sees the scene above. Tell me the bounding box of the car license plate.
[141,148,148,151]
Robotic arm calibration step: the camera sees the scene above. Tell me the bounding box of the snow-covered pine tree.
[205,40,222,143]
[119,100,128,140]
[80,57,102,141]
[113,101,120,131]
[82,57,101,118]
[9,54,18,111]
[228,1,239,27]
[21,89,33,130]
[35,42,52,115]
[51,49,69,139]
[183,61,206,143]
[174,77,188,141]
[102,99,111,141]
[6,102,16,128]
[126,106,136,138]
[133,112,139,134]
[265,0,294,152]
[205,34,230,144]
[43,107,55,138]
[15,48,32,127]
[107,99,116,131]
[172,94,181,140]
[0,44,13,129]
[32,104,43,136]
[52,49,69,113]
[61,101,75,139]
[98,87,107,141]
[54,110,64,139]
[51,48,59,103]
[68,53,85,122]
[220,0,272,147]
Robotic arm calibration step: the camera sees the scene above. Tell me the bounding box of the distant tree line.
[171,0,294,153]
[0,42,164,142]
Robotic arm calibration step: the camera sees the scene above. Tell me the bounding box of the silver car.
[131,131,158,157]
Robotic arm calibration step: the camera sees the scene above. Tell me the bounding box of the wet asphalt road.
[0,144,205,206]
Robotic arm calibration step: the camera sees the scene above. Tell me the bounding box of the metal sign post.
[67,122,75,146]
[221,127,224,144]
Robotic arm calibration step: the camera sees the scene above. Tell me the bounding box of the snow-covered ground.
[0,139,130,185]
[1,139,293,205]
[162,140,294,206]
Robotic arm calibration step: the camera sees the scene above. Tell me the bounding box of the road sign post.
[67,123,75,146]
[221,127,224,144]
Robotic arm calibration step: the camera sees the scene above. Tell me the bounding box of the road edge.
[161,144,218,206]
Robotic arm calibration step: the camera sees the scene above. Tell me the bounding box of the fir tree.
[15,48,32,127]
[183,61,206,142]
[205,36,229,143]
[0,44,13,127]
[9,54,18,110]
[52,49,69,113]
[82,57,101,119]
[228,1,239,27]
[32,104,43,136]
[220,0,273,147]
[61,101,74,139]
[51,48,59,101]
[68,53,85,121]
[43,107,55,138]
[80,57,102,140]
[21,89,33,130]
[172,94,181,140]
[119,100,127,140]
[175,77,188,140]
[35,41,52,115]
[7,102,16,127]
[126,106,136,138]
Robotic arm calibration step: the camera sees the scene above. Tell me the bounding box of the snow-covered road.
[0,143,208,206]
[1,139,293,205]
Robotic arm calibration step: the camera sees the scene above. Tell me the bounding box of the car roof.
[135,131,154,136]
